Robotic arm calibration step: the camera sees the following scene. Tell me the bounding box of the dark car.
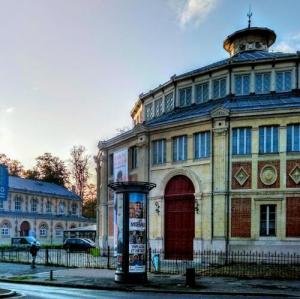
[63,238,96,252]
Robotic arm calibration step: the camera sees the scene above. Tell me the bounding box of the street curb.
[0,279,298,297]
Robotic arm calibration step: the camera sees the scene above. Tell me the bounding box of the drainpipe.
[211,117,214,244]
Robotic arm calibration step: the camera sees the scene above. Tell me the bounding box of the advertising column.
[0,165,9,201]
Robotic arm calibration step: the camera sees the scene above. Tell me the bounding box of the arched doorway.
[164,175,195,260]
[20,221,30,236]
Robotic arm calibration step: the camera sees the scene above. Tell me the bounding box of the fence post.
[45,248,49,265]
[148,247,152,272]
[107,246,110,269]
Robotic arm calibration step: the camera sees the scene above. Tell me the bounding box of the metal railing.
[1,247,299,280]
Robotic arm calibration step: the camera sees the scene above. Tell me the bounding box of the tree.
[0,153,24,177]
[82,183,97,218]
[28,153,69,186]
[69,145,90,197]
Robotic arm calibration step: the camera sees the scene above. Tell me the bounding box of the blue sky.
[1,0,300,176]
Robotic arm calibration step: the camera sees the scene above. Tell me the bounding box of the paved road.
[0,283,288,299]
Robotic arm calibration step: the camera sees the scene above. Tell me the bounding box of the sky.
[1,0,300,178]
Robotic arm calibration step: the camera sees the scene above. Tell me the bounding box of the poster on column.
[0,165,8,201]
[113,149,128,255]
[128,192,146,273]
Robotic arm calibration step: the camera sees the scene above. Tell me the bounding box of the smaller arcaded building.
[0,176,94,245]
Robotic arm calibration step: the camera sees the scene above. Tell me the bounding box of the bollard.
[186,268,195,287]
[50,270,53,281]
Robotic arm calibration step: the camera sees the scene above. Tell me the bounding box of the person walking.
[29,241,39,269]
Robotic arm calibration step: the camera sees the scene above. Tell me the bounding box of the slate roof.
[175,51,297,80]
[146,93,300,127]
[8,176,81,201]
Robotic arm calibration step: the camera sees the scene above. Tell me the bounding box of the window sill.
[232,154,252,158]
[258,152,279,156]
[287,151,300,155]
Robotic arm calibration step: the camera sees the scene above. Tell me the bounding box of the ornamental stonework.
[287,160,300,188]
[258,160,280,189]
[232,162,252,189]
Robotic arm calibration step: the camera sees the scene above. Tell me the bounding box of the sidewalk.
[1,266,300,297]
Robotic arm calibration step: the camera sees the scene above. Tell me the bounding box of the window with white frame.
[46,201,52,213]
[71,203,77,215]
[1,223,10,237]
[255,73,271,94]
[55,225,63,237]
[235,74,250,95]
[213,78,226,99]
[172,135,187,161]
[195,82,209,103]
[179,87,192,107]
[276,71,292,92]
[129,146,138,169]
[59,202,65,215]
[145,103,153,121]
[259,126,279,154]
[154,98,163,117]
[152,139,166,165]
[31,198,38,212]
[232,127,252,155]
[260,205,276,237]
[164,92,174,112]
[287,124,300,152]
[194,131,210,159]
[39,224,48,237]
[15,196,21,211]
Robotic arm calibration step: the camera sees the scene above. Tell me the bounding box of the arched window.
[55,224,63,237]
[39,224,48,237]
[15,196,22,211]
[71,203,77,215]
[31,198,38,212]
[46,201,52,213]
[1,222,10,237]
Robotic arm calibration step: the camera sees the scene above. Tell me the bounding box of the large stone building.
[0,176,94,245]
[96,23,300,256]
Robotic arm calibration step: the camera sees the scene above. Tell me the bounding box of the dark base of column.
[115,272,147,284]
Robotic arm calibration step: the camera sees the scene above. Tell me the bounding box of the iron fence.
[0,247,299,280]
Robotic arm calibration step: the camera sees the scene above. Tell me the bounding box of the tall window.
[287,124,300,152]
[255,73,271,94]
[46,201,52,213]
[31,198,38,212]
[39,224,48,237]
[173,135,187,161]
[55,225,63,237]
[152,139,166,165]
[232,127,252,155]
[59,202,65,215]
[164,92,174,113]
[259,126,279,154]
[130,146,138,169]
[145,103,153,121]
[179,87,192,107]
[235,74,250,95]
[195,82,209,103]
[109,153,114,177]
[15,196,21,211]
[194,131,210,159]
[154,98,163,117]
[71,203,77,215]
[213,78,226,99]
[1,223,10,237]
[260,205,276,237]
[276,71,292,92]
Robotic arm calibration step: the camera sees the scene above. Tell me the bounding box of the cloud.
[272,32,300,53]
[170,0,218,27]
[5,107,14,114]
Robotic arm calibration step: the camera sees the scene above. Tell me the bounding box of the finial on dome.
[247,5,253,28]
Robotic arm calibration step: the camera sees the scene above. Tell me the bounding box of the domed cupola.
[223,14,276,57]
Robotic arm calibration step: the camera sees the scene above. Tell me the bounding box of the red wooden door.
[165,175,195,260]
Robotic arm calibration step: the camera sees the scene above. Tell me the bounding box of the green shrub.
[90,247,100,257]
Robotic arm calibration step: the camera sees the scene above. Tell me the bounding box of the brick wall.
[257,160,280,189]
[232,162,252,189]
[286,160,300,188]
[231,198,251,238]
[286,197,300,237]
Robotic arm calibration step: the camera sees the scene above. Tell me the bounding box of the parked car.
[63,238,96,252]
[11,237,41,248]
